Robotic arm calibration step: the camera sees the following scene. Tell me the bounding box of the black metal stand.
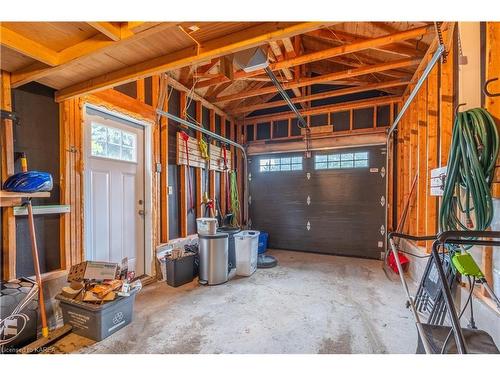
[388,230,500,354]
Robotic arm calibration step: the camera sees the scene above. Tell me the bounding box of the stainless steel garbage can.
[198,232,229,285]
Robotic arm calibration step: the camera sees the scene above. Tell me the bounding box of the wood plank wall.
[1,71,16,280]
[57,76,236,276]
[483,22,500,297]
[395,22,500,268]
[394,31,455,250]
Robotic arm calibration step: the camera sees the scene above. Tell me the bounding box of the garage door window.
[259,156,302,172]
[315,152,368,170]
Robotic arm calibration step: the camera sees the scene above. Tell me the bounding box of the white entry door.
[84,107,145,275]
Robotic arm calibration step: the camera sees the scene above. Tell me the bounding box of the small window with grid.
[259,156,303,172]
[314,151,368,170]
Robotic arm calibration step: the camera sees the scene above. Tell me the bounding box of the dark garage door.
[248,145,386,259]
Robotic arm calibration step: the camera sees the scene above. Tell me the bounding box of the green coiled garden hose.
[439,107,499,233]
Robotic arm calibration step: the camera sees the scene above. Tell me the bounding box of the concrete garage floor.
[53,250,417,354]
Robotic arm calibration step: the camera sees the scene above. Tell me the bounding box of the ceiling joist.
[0,25,59,66]
[9,23,179,88]
[196,25,431,90]
[214,57,419,104]
[54,22,335,102]
[87,22,127,41]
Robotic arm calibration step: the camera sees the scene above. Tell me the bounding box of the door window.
[91,122,137,162]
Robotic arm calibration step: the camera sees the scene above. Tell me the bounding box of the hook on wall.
[484,77,500,98]
[455,103,467,116]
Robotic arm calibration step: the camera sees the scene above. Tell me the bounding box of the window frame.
[314,151,369,170]
[259,156,303,173]
[90,121,138,163]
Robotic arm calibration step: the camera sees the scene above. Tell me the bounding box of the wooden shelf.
[0,190,50,207]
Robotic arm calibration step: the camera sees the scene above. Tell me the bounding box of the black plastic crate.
[166,253,195,287]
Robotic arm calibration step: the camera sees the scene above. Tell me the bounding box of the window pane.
[122,131,135,147]
[341,153,353,161]
[328,161,341,169]
[328,154,340,162]
[316,162,327,170]
[92,123,107,141]
[122,146,135,161]
[260,165,270,172]
[291,163,302,171]
[92,140,107,157]
[108,143,121,159]
[341,160,353,168]
[260,159,269,166]
[281,157,290,164]
[292,157,302,163]
[281,164,291,171]
[108,128,121,145]
[354,159,368,168]
[354,152,368,160]
[316,155,327,162]
[270,164,279,171]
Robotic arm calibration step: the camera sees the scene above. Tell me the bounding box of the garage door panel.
[249,146,385,259]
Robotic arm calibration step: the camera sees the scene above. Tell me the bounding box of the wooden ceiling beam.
[306,28,424,58]
[10,22,179,88]
[197,26,431,90]
[269,40,300,96]
[271,26,431,70]
[205,81,233,101]
[229,79,409,115]
[126,22,164,33]
[87,22,129,41]
[0,26,59,66]
[166,74,230,119]
[214,57,419,104]
[55,22,334,102]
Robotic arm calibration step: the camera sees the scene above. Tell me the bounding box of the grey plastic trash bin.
[56,290,137,341]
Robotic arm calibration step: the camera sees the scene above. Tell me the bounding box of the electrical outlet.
[168,186,173,195]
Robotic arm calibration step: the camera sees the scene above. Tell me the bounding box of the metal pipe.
[388,237,434,354]
[431,240,468,353]
[156,109,249,227]
[264,67,308,128]
[384,44,444,247]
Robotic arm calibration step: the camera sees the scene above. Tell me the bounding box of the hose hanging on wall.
[229,171,240,226]
[439,107,499,233]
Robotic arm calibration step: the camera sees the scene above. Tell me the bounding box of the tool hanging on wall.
[199,135,213,216]
[440,107,499,233]
[179,131,194,211]
[221,143,231,214]
[229,171,240,226]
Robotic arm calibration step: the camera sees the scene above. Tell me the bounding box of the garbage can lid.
[198,232,229,239]
[217,226,241,235]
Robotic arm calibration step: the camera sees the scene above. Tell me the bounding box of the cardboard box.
[68,261,118,282]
